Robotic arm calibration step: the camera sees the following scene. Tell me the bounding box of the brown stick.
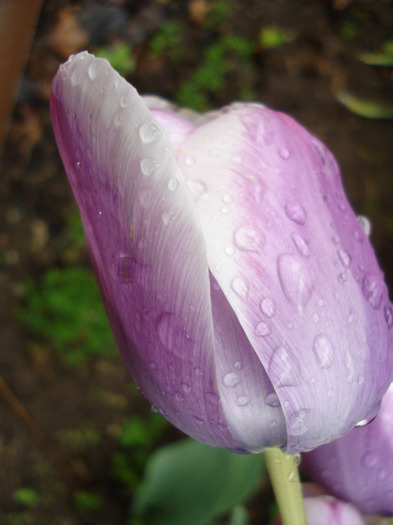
[0,375,91,488]
[0,0,44,160]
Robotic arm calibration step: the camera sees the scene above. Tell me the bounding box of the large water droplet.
[268,345,298,388]
[291,233,310,258]
[222,372,240,388]
[231,277,249,299]
[277,254,314,310]
[313,334,334,368]
[362,273,385,309]
[140,158,160,176]
[236,396,250,407]
[284,202,306,225]
[255,321,271,337]
[139,122,162,143]
[338,248,352,268]
[234,226,265,252]
[187,180,207,202]
[260,297,276,318]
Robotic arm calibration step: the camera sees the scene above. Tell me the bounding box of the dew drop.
[284,202,306,225]
[114,113,123,127]
[139,122,162,143]
[337,248,352,268]
[195,367,204,376]
[70,69,80,86]
[384,304,393,329]
[140,158,160,176]
[174,392,184,402]
[168,178,179,191]
[223,372,240,388]
[185,155,195,166]
[277,253,314,310]
[236,396,250,407]
[222,193,232,204]
[260,297,276,318]
[162,210,176,225]
[361,273,385,310]
[313,334,334,369]
[231,276,249,299]
[279,147,291,160]
[88,60,100,81]
[266,392,280,407]
[312,313,319,324]
[358,215,372,237]
[233,361,242,370]
[254,321,271,337]
[221,206,230,214]
[76,161,82,169]
[225,244,235,256]
[120,96,128,108]
[187,180,207,202]
[291,233,310,258]
[234,226,265,252]
[193,415,204,424]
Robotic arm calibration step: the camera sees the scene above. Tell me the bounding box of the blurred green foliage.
[73,490,102,512]
[12,488,39,508]
[94,42,136,77]
[176,35,254,111]
[18,267,116,366]
[258,26,288,49]
[149,21,184,60]
[111,412,169,491]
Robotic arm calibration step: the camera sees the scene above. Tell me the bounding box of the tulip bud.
[50,52,393,454]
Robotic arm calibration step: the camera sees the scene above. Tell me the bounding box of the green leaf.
[12,488,39,507]
[133,439,265,525]
[336,91,393,119]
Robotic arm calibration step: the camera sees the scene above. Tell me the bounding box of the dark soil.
[1,1,392,524]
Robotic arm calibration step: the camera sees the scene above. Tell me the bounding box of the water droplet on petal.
[222,193,232,204]
[88,60,100,81]
[236,396,250,407]
[168,178,179,191]
[277,254,314,310]
[313,334,334,369]
[279,147,291,160]
[260,297,276,318]
[361,273,385,309]
[255,321,271,337]
[338,248,352,268]
[195,367,204,376]
[225,244,235,256]
[76,161,82,169]
[231,277,249,299]
[234,226,265,252]
[358,215,372,237]
[266,392,280,407]
[233,361,242,370]
[223,372,240,387]
[139,122,162,143]
[187,180,207,202]
[185,155,195,166]
[140,158,160,176]
[355,416,377,428]
[114,113,123,127]
[384,304,393,329]
[284,202,306,225]
[291,233,310,258]
[120,96,128,108]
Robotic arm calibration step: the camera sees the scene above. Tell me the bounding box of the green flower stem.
[263,447,308,525]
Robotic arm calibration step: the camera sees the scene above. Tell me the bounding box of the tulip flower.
[302,383,393,516]
[50,52,393,455]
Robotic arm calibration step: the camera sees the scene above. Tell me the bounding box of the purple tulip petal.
[178,104,393,452]
[50,52,287,451]
[303,383,393,515]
